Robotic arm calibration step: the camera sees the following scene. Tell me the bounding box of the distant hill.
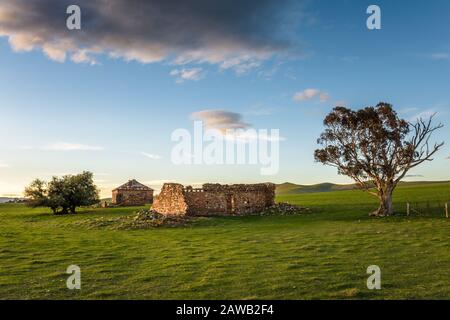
[0,197,25,203]
[276,181,450,195]
[276,182,357,195]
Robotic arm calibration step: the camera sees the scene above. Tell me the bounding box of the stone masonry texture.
[152,183,275,216]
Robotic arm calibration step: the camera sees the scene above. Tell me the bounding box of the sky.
[1,0,450,197]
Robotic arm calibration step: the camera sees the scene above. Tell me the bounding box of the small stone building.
[152,183,275,216]
[112,179,153,206]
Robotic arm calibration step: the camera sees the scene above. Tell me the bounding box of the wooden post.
[445,203,448,218]
[407,203,410,216]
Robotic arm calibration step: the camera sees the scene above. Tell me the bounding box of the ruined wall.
[184,188,229,216]
[152,183,275,216]
[151,183,188,215]
[231,190,271,215]
[112,190,153,206]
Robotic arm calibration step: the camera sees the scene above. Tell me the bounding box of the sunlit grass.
[1,182,449,299]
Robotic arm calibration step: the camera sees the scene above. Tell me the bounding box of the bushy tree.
[24,171,100,214]
[24,179,50,209]
[314,103,444,216]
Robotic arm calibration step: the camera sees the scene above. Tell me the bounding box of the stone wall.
[112,190,153,206]
[151,183,188,215]
[152,183,275,216]
[184,189,229,216]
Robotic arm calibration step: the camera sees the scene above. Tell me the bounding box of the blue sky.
[1,0,449,197]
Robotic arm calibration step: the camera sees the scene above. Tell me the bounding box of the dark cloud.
[0,0,304,70]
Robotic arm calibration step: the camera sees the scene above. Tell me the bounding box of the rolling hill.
[276,180,450,195]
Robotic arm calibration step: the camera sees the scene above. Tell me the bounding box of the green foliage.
[314,103,444,216]
[24,171,99,214]
[24,179,48,208]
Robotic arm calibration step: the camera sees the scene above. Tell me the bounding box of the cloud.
[0,0,303,73]
[170,68,204,83]
[191,110,250,131]
[0,161,10,168]
[398,107,419,115]
[429,53,450,60]
[141,152,162,160]
[408,110,436,122]
[45,142,104,151]
[319,92,330,102]
[293,88,330,102]
[191,109,285,142]
[397,107,439,122]
[405,174,424,178]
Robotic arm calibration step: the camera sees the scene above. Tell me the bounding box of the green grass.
[1,182,450,299]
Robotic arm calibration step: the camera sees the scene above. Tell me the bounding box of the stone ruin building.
[112,179,154,206]
[152,183,275,216]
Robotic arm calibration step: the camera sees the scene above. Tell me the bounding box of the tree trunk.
[370,188,394,217]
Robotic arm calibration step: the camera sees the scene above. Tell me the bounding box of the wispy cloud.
[293,88,330,102]
[0,161,10,168]
[170,68,205,83]
[429,53,450,60]
[219,56,263,74]
[408,110,436,122]
[398,107,419,115]
[397,107,440,122]
[141,152,163,160]
[44,142,104,151]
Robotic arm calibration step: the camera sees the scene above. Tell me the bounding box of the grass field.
[1,181,450,299]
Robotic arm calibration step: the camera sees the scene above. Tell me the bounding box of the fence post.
[445,203,448,218]
[407,202,410,216]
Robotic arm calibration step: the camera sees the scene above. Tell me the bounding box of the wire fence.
[399,200,449,218]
